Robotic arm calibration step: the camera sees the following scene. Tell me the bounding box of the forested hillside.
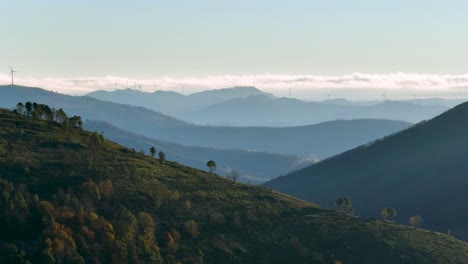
[1,107,468,263]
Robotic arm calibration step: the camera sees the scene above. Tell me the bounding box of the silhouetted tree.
[43,105,53,121]
[32,102,42,119]
[207,160,216,174]
[55,108,68,124]
[32,102,38,115]
[381,207,397,220]
[335,197,353,213]
[150,147,156,158]
[159,151,166,166]
[15,102,24,115]
[25,102,32,117]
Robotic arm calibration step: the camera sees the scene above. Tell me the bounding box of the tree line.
[14,102,82,128]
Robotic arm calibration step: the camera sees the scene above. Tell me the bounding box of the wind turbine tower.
[381,92,387,101]
[9,66,17,85]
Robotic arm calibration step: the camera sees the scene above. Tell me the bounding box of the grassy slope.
[0,108,467,263]
[83,120,312,184]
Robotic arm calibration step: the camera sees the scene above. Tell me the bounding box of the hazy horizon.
[2,1,468,100]
[2,72,468,101]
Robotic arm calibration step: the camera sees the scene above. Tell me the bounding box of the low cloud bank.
[1,72,468,100]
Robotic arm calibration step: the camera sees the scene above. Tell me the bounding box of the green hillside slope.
[83,120,312,184]
[1,108,467,263]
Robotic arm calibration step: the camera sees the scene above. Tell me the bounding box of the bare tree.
[226,169,240,183]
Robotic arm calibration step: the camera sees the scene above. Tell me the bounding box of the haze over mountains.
[84,120,311,184]
[265,102,468,239]
[0,85,410,159]
[183,96,448,127]
[87,86,452,127]
[87,86,274,119]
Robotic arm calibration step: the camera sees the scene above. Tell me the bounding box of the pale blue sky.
[1,0,467,79]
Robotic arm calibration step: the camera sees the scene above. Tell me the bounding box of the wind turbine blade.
[9,65,13,71]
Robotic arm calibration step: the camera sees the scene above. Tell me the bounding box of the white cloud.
[1,72,468,99]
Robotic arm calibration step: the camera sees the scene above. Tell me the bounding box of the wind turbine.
[381,92,387,101]
[9,66,17,85]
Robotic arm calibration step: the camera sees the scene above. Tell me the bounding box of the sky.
[0,0,467,99]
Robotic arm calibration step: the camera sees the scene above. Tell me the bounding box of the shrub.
[209,212,226,226]
[381,208,397,220]
[409,215,423,228]
[184,220,199,238]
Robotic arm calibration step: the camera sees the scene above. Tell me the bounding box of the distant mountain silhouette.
[321,98,466,108]
[189,86,276,100]
[84,120,311,184]
[264,102,468,240]
[0,85,410,159]
[87,86,451,127]
[184,96,449,126]
[87,86,273,117]
[404,98,467,108]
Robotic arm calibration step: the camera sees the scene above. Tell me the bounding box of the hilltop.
[265,102,468,240]
[1,108,468,263]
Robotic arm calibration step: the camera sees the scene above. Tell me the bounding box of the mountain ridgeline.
[86,86,450,127]
[264,101,468,240]
[0,85,411,159]
[86,86,275,118]
[181,95,448,127]
[1,108,468,263]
